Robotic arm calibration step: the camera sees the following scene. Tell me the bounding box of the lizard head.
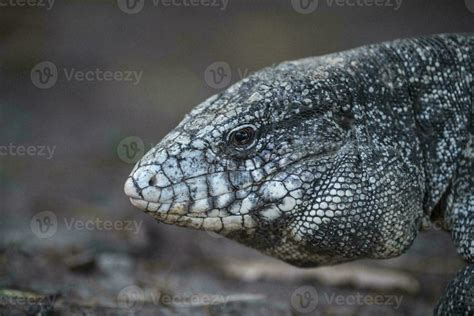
[125,57,422,267]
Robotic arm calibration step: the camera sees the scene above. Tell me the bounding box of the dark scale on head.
[125,34,473,313]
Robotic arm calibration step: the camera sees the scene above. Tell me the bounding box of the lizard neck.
[398,34,472,215]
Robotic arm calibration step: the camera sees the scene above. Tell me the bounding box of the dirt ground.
[0,215,466,315]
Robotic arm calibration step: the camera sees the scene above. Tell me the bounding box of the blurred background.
[0,0,472,315]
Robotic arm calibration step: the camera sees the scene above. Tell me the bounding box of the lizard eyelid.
[227,124,258,150]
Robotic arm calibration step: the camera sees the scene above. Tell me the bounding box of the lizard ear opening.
[338,113,354,130]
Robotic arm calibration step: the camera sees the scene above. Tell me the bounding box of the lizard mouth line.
[130,196,259,233]
[130,146,343,214]
[128,187,248,217]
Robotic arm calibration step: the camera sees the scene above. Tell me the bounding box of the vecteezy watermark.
[117,0,228,14]
[30,211,58,239]
[30,61,57,89]
[203,61,270,90]
[290,286,403,313]
[62,217,143,234]
[0,0,55,10]
[204,61,232,89]
[31,61,143,89]
[117,0,145,14]
[291,0,402,14]
[0,290,57,314]
[0,143,56,160]
[117,285,145,310]
[291,0,319,14]
[291,286,319,313]
[30,211,143,239]
[117,136,147,164]
[466,0,474,13]
[117,285,232,310]
[116,136,162,164]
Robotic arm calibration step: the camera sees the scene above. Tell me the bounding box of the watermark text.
[0,143,55,160]
[0,0,54,10]
[31,61,143,89]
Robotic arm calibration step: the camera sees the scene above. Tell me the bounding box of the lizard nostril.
[148,176,155,187]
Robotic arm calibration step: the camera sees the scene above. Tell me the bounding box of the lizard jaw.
[125,177,258,233]
[128,197,258,234]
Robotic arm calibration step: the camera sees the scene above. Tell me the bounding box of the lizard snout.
[124,167,162,210]
[124,176,141,199]
[124,167,157,197]
[124,175,151,210]
[125,165,187,204]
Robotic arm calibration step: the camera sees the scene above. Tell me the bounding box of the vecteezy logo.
[117,285,145,309]
[290,286,318,313]
[117,136,145,164]
[291,0,318,14]
[204,61,232,89]
[30,61,58,89]
[117,0,145,14]
[30,211,58,238]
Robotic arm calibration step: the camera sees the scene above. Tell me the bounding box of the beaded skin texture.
[125,34,473,314]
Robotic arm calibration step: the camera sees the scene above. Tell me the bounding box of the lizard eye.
[228,125,257,149]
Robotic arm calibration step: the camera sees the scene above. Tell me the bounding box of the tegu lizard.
[124,34,473,314]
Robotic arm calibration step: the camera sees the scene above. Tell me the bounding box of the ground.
[0,214,465,315]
